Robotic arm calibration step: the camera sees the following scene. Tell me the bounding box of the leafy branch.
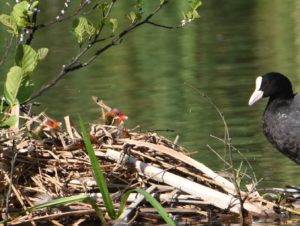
[0,0,201,127]
[28,0,184,102]
[35,0,93,29]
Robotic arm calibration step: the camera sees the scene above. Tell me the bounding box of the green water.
[0,0,299,188]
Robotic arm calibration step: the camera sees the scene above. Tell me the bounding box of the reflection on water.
[0,0,299,188]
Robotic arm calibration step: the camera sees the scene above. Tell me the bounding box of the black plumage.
[249,72,300,164]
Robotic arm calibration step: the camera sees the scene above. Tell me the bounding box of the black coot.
[249,72,300,164]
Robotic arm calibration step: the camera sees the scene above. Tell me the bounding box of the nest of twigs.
[1,98,300,225]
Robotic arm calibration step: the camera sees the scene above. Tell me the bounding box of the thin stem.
[68,1,169,71]
[92,0,116,42]
[146,20,185,29]
[185,83,247,223]
[26,4,39,45]
[5,142,18,219]
[28,1,169,102]
[35,0,91,29]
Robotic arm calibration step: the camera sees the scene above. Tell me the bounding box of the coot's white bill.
[249,76,263,106]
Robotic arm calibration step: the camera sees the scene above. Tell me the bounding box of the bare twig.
[9,209,95,225]
[25,4,39,45]
[92,0,116,42]
[210,134,258,183]
[206,144,231,168]
[21,0,94,46]
[146,20,185,29]
[185,83,249,223]
[5,142,18,219]
[1,102,299,223]
[35,0,92,29]
[67,1,169,71]
[27,1,169,102]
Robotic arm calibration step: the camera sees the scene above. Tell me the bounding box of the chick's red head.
[105,108,128,125]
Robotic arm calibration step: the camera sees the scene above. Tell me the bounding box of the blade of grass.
[79,115,116,219]
[0,194,106,224]
[88,199,107,224]
[118,188,175,226]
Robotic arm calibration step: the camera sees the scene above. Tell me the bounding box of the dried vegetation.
[1,98,300,225]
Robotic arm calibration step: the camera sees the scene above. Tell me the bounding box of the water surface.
[0,0,299,188]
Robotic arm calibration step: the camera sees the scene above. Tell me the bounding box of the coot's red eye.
[263,80,269,87]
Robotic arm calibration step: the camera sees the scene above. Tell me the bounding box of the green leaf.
[118,188,175,226]
[184,0,201,21]
[109,18,118,32]
[189,0,202,10]
[0,14,18,35]
[183,10,199,22]
[85,22,96,37]
[72,17,95,45]
[192,10,200,19]
[79,116,116,219]
[17,78,34,104]
[30,1,39,11]
[1,115,17,127]
[11,1,31,27]
[73,18,85,44]
[4,66,24,106]
[15,44,38,74]
[128,11,137,23]
[136,0,143,8]
[37,48,48,61]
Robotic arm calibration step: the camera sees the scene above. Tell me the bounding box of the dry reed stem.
[1,104,299,225]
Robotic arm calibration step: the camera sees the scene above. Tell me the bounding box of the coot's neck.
[270,92,294,100]
[267,92,295,108]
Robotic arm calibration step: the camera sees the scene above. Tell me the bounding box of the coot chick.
[249,72,300,164]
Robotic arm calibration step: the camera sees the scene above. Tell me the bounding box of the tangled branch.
[28,1,175,102]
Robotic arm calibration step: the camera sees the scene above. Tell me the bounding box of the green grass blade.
[0,194,106,224]
[27,194,90,209]
[88,199,107,224]
[79,115,116,219]
[27,195,106,223]
[118,188,175,226]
